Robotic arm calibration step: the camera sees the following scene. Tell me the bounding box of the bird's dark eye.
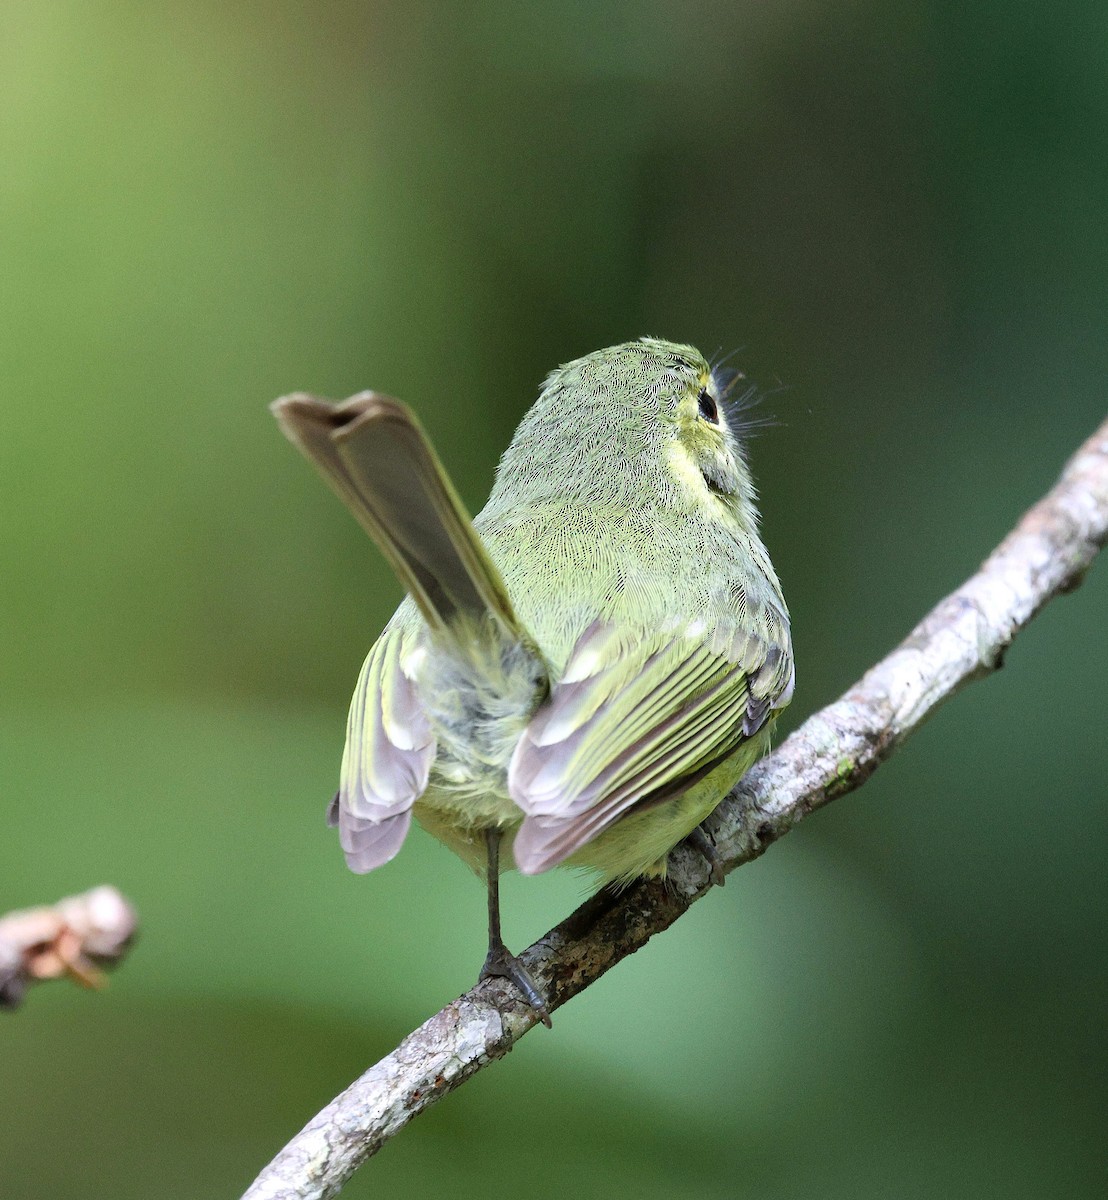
[698,389,719,424]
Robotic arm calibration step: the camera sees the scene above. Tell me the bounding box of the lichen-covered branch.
[243,417,1108,1200]
[0,886,138,1009]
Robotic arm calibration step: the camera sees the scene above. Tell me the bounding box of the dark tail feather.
[272,392,522,637]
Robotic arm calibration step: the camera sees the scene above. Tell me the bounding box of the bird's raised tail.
[271,392,523,638]
[273,391,533,875]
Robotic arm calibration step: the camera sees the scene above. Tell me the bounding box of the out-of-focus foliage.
[2,3,1105,1197]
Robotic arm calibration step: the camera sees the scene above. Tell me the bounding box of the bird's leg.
[479,828,552,1027]
[686,824,726,888]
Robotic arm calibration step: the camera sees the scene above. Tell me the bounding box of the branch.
[0,886,138,1010]
[244,417,1108,1200]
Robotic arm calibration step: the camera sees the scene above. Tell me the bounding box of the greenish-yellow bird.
[272,338,793,1023]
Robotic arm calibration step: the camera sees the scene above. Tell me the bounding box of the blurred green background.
[2,2,1105,1197]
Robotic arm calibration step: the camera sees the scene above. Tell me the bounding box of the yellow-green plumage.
[272,338,792,1002]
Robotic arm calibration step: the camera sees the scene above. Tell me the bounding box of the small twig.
[244,417,1108,1200]
[0,886,138,1010]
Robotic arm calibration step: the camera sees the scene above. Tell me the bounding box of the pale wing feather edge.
[510,615,793,875]
[334,632,434,872]
[512,667,749,874]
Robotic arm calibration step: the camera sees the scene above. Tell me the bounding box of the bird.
[271,337,793,1024]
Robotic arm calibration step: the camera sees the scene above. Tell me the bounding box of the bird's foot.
[686,825,726,888]
[480,938,552,1028]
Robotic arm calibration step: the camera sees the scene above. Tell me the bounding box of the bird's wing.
[329,629,436,873]
[509,613,792,874]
